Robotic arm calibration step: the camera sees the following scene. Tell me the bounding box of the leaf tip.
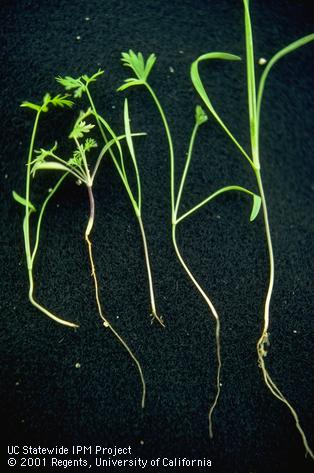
[250,194,261,221]
[195,105,208,125]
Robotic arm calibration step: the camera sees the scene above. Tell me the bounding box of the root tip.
[150,311,165,327]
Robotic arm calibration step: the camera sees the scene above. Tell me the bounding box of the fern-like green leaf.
[20,101,41,112]
[119,50,156,89]
[56,75,81,89]
[68,150,83,167]
[42,93,74,112]
[69,120,95,140]
[117,78,143,92]
[50,94,74,108]
[41,93,52,112]
[21,94,73,113]
[56,75,85,98]
[81,69,105,86]
[144,53,157,79]
[34,142,58,162]
[84,138,98,152]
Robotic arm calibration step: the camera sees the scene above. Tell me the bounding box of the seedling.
[118,51,261,438]
[13,92,77,328]
[14,77,148,407]
[190,0,313,458]
[56,72,164,327]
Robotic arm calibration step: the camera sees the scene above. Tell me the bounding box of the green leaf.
[56,75,81,89]
[195,105,208,125]
[117,78,143,92]
[34,142,58,162]
[41,93,52,112]
[119,51,156,90]
[243,0,258,157]
[40,93,74,112]
[50,94,74,108]
[144,53,157,79]
[191,52,255,169]
[21,93,73,114]
[56,70,104,96]
[56,75,85,98]
[43,93,51,104]
[250,194,261,221]
[124,98,136,164]
[69,120,95,140]
[32,161,69,174]
[177,185,261,225]
[68,150,83,167]
[20,101,41,112]
[191,53,241,119]
[82,69,105,86]
[12,191,36,212]
[257,33,314,126]
[84,138,98,152]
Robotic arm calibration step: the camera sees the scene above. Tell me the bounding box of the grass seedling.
[190,0,314,457]
[118,51,261,438]
[14,81,147,407]
[56,72,164,327]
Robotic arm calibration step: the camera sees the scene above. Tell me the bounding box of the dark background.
[1,1,314,472]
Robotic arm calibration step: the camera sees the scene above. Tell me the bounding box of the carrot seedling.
[191,0,314,458]
[56,72,164,327]
[118,51,261,438]
[14,82,147,407]
[13,92,77,328]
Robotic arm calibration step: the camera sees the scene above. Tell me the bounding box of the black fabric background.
[1,1,314,472]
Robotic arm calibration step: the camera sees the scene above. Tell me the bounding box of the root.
[150,310,165,327]
[209,318,221,439]
[85,231,146,408]
[258,334,314,460]
[172,224,221,438]
[138,215,164,328]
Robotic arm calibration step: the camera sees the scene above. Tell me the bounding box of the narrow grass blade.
[191,53,255,169]
[243,0,258,165]
[257,33,314,127]
[177,185,261,224]
[124,99,142,211]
